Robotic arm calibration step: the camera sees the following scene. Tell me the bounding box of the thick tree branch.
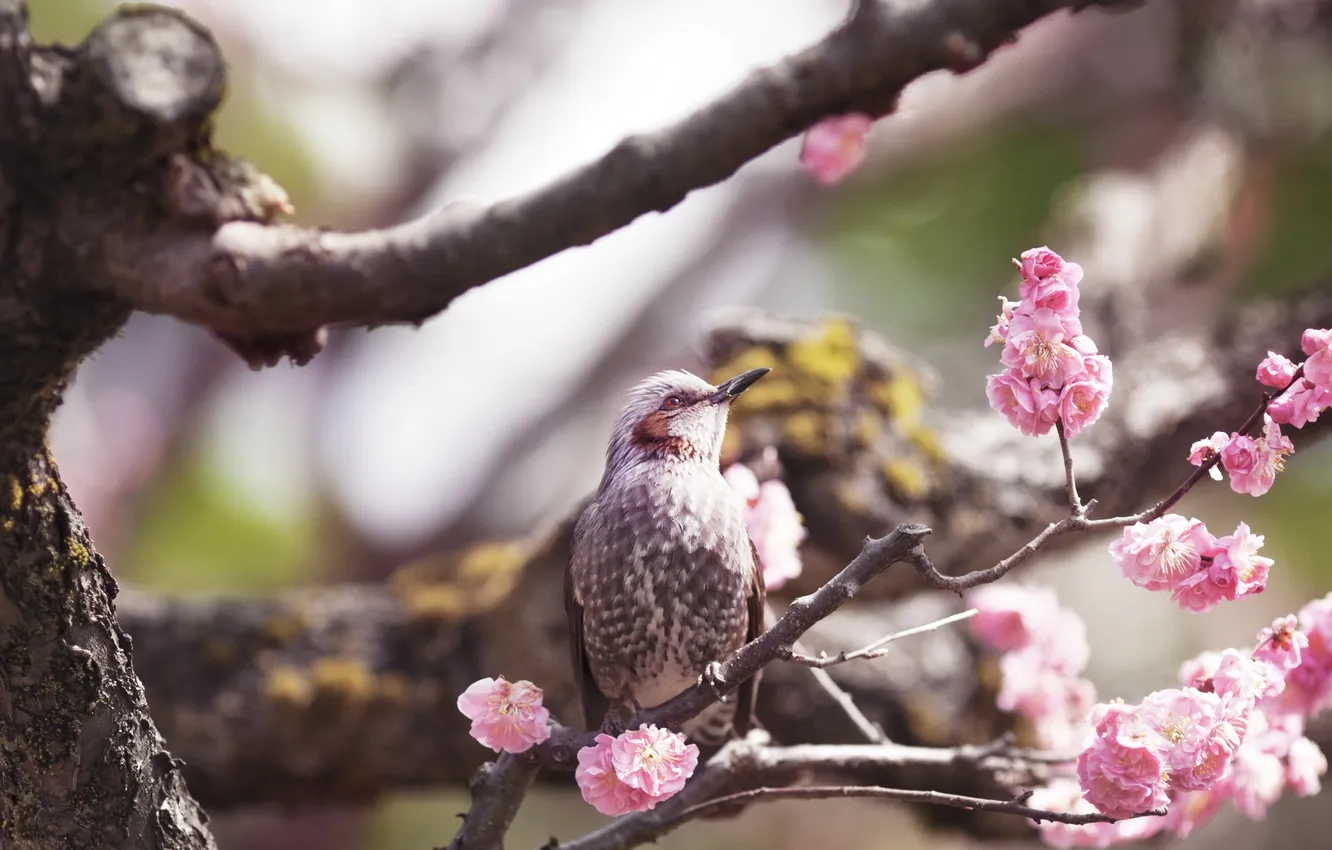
[447,753,541,850]
[543,734,1148,850]
[91,0,1136,342]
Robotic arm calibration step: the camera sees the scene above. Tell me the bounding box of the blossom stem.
[677,784,1167,826]
[783,609,978,668]
[1055,420,1083,515]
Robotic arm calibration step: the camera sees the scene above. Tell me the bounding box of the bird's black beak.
[710,367,770,404]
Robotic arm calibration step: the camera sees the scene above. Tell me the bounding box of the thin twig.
[783,609,978,669]
[806,666,886,743]
[1055,420,1083,516]
[678,784,1166,826]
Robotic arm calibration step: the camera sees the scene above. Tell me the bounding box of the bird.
[566,366,770,745]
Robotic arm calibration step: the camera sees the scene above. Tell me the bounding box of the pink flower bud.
[1255,351,1297,388]
[799,114,872,185]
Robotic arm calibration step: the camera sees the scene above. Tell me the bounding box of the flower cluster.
[456,677,553,753]
[724,464,806,590]
[968,584,1095,750]
[985,248,1113,438]
[575,725,700,816]
[798,114,873,185]
[1031,607,1330,847]
[1184,329,1332,499]
[458,679,700,817]
[1108,515,1273,613]
[1262,329,1332,428]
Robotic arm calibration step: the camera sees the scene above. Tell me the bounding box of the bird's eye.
[662,395,684,410]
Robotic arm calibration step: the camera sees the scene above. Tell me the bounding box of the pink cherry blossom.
[1058,377,1111,438]
[610,725,699,797]
[1220,416,1293,497]
[575,733,657,816]
[1179,650,1223,692]
[1301,327,1332,392]
[1018,246,1068,282]
[1213,650,1285,705]
[1077,736,1170,819]
[1285,735,1327,796]
[1187,431,1229,481]
[986,369,1060,436]
[1228,743,1286,819]
[1001,308,1086,388]
[725,465,806,591]
[1207,522,1273,602]
[1108,515,1217,593]
[968,583,1062,653]
[1027,779,1166,848]
[984,296,1020,348]
[1017,247,1084,315]
[799,114,872,185]
[1267,381,1331,428]
[456,677,552,753]
[1256,351,1297,388]
[1254,615,1308,673]
[1163,789,1225,839]
[1170,568,1229,614]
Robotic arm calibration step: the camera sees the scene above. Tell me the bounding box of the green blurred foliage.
[1241,137,1332,297]
[123,451,319,594]
[818,123,1086,345]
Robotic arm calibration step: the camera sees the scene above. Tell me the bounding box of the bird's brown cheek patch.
[632,411,694,458]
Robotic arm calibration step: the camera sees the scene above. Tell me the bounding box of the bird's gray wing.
[567,502,612,732]
[733,539,767,738]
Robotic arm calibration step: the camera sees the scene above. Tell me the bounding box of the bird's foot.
[598,710,628,737]
[699,661,729,703]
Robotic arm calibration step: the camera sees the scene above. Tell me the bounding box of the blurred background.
[27,0,1332,848]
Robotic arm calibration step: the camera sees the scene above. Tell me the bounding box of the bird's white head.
[600,367,769,488]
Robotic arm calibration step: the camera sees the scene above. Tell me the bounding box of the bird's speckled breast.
[572,462,754,710]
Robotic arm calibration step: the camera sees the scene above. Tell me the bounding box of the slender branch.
[806,666,886,742]
[627,525,933,732]
[784,609,978,669]
[678,785,1165,826]
[91,0,1137,343]
[446,753,541,850]
[1056,420,1083,516]
[911,365,1308,594]
[536,525,933,766]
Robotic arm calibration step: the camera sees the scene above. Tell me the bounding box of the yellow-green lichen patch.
[391,541,529,622]
[782,411,828,456]
[6,476,21,512]
[2,519,13,533]
[265,666,312,707]
[63,537,92,568]
[883,457,930,501]
[787,318,859,388]
[309,657,375,703]
[870,370,925,429]
[906,423,946,465]
[263,611,309,645]
[853,410,881,448]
